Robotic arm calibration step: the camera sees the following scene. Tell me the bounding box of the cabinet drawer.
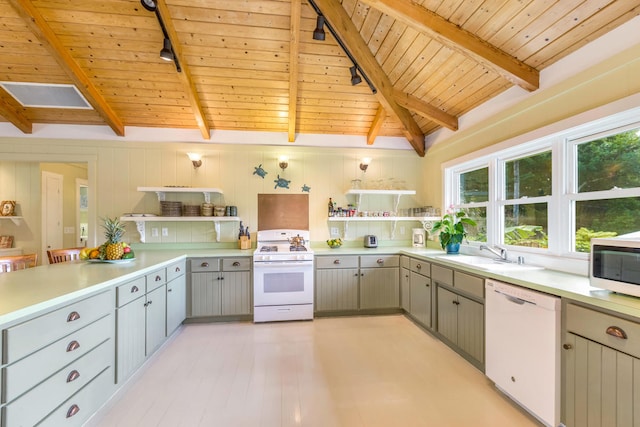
[316,255,359,269]
[3,291,112,364]
[454,271,484,299]
[190,257,220,273]
[115,276,145,308]
[432,264,453,287]
[409,258,430,277]
[360,255,399,268]
[2,314,112,403]
[566,303,640,358]
[222,257,251,271]
[145,268,166,292]
[166,260,186,282]
[401,256,410,269]
[2,340,111,427]
[37,366,114,427]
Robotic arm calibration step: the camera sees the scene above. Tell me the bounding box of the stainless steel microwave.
[590,237,640,297]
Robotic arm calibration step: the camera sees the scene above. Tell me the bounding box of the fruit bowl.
[327,238,342,249]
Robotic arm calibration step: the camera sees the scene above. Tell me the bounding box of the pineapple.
[102,217,125,260]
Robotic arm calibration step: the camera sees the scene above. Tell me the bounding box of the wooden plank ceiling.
[0,0,638,156]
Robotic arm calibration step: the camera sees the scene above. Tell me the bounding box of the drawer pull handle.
[377,259,384,264]
[606,326,628,340]
[66,341,80,352]
[155,275,162,282]
[334,259,341,264]
[201,262,209,267]
[563,344,573,350]
[130,285,139,293]
[66,404,80,418]
[168,288,173,292]
[452,300,460,305]
[67,311,81,322]
[66,370,80,383]
[416,263,421,269]
[232,261,240,267]
[174,266,181,272]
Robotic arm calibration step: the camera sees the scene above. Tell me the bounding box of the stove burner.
[260,245,278,252]
[290,245,307,252]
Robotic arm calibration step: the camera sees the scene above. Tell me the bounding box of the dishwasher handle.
[504,294,526,305]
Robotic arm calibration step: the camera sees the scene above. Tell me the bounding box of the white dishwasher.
[485,279,561,427]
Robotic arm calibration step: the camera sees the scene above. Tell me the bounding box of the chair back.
[47,247,84,264]
[0,253,38,273]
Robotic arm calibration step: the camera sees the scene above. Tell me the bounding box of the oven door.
[253,260,313,307]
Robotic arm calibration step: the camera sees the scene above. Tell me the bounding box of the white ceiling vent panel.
[0,82,92,109]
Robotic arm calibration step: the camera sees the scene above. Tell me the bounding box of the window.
[570,126,640,252]
[445,109,640,259]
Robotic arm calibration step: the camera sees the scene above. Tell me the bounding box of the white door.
[76,178,88,247]
[42,171,63,262]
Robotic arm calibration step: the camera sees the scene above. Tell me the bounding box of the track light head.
[350,66,362,86]
[140,0,157,12]
[160,38,174,61]
[313,16,326,41]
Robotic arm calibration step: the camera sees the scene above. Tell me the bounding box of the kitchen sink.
[434,255,544,272]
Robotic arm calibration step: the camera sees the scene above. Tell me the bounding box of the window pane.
[505,151,551,199]
[577,128,640,192]
[460,167,488,203]
[464,207,486,243]
[575,197,640,252]
[504,203,548,248]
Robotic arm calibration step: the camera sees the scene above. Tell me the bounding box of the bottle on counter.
[328,198,334,217]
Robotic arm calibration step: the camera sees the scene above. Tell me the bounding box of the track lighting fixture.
[313,16,326,41]
[140,0,157,12]
[160,38,174,61]
[308,0,376,94]
[350,65,362,86]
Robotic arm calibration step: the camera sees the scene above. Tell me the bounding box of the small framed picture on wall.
[0,201,16,216]
[0,235,13,249]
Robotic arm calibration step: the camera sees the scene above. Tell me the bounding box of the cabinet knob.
[66,404,80,419]
[416,263,421,269]
[66,340,80,352]
[563,343,573,350]
[66,311,81,322]
[606,326,628,340]
[201,262,209,267]
[334,259,341,264]
[130,285,139,293]
[232,261,240,267]
[376,259,384,265]
[66,370,80,383]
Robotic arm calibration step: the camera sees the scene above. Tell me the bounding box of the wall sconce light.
[359,157,371,173]
[313,16,326,41]
[278,155,289,171]
[187,152,202,169]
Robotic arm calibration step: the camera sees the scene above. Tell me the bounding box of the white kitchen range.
[253,229,314,322]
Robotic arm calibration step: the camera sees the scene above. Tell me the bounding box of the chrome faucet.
[480,244,508,261]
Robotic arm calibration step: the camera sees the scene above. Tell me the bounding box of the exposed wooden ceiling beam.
[288,0,301,142]
[311,0,425,157]
[359,0,539,92]
[9,0,125,136]
[0,89,32,134]
[367,106,385,145]
[393,90,458,131]
[157,1,210,140]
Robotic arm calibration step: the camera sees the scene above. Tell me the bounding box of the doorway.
[41,171,63,263]
[77,178,88,247]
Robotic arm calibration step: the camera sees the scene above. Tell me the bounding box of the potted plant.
[431,210,477,254]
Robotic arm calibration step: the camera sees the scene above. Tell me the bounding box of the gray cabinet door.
[146,285,166,356]
[315,268,359,311]
[190,272,222,316]
[410,271,431,328]
[166,274,186,335]
[437,286,458,345]
[564,333,640,427]
[401,267,411,311]
[360,267,399,309]
[221,271,251,315]
[457,294,484,364]
[116,296,146,384]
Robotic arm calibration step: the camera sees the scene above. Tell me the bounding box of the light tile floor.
[89,315,541,427]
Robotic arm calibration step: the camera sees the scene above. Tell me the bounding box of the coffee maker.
[412,228,425,247]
